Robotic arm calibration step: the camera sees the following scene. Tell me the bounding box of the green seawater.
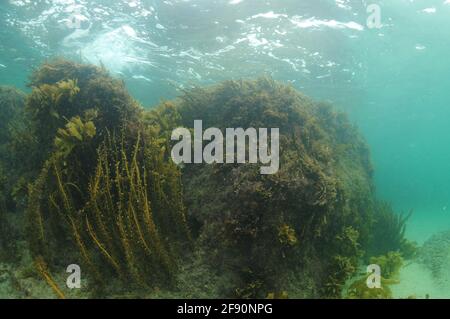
[1,0,450,299]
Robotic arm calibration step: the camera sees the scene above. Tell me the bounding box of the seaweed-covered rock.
[0,86,26,261]
[23,60,190,296]
[151,78,375,298]
[22,59,142,176]
[1,61,411,299]
[0,86,25,144]
[0,86,25,123]
[0,86,26,206]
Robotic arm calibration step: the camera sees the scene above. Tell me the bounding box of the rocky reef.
[154,78,373,298]
[147,77,415,298]
[0,59,414,299]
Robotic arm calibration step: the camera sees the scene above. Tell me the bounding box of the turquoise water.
[1,1,450,244]
[3,0,450,300]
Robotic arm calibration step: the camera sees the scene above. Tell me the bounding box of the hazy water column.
[353,0,450,240]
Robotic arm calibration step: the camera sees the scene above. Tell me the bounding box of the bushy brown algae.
[153,77,384,298]
[2,59,190,297]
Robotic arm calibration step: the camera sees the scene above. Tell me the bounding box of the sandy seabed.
[393,210,450,299]
[392,262,450,299]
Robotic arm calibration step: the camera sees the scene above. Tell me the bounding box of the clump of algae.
[150,77,384,298]
[1,59,191,297]
[345,252,403,299]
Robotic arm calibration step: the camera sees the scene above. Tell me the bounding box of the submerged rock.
[0,61,412,299]
[151,77,376,297]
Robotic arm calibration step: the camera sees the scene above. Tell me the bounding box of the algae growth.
[0,59,415,299]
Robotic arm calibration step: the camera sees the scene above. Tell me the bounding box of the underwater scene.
[0,0,450,300]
